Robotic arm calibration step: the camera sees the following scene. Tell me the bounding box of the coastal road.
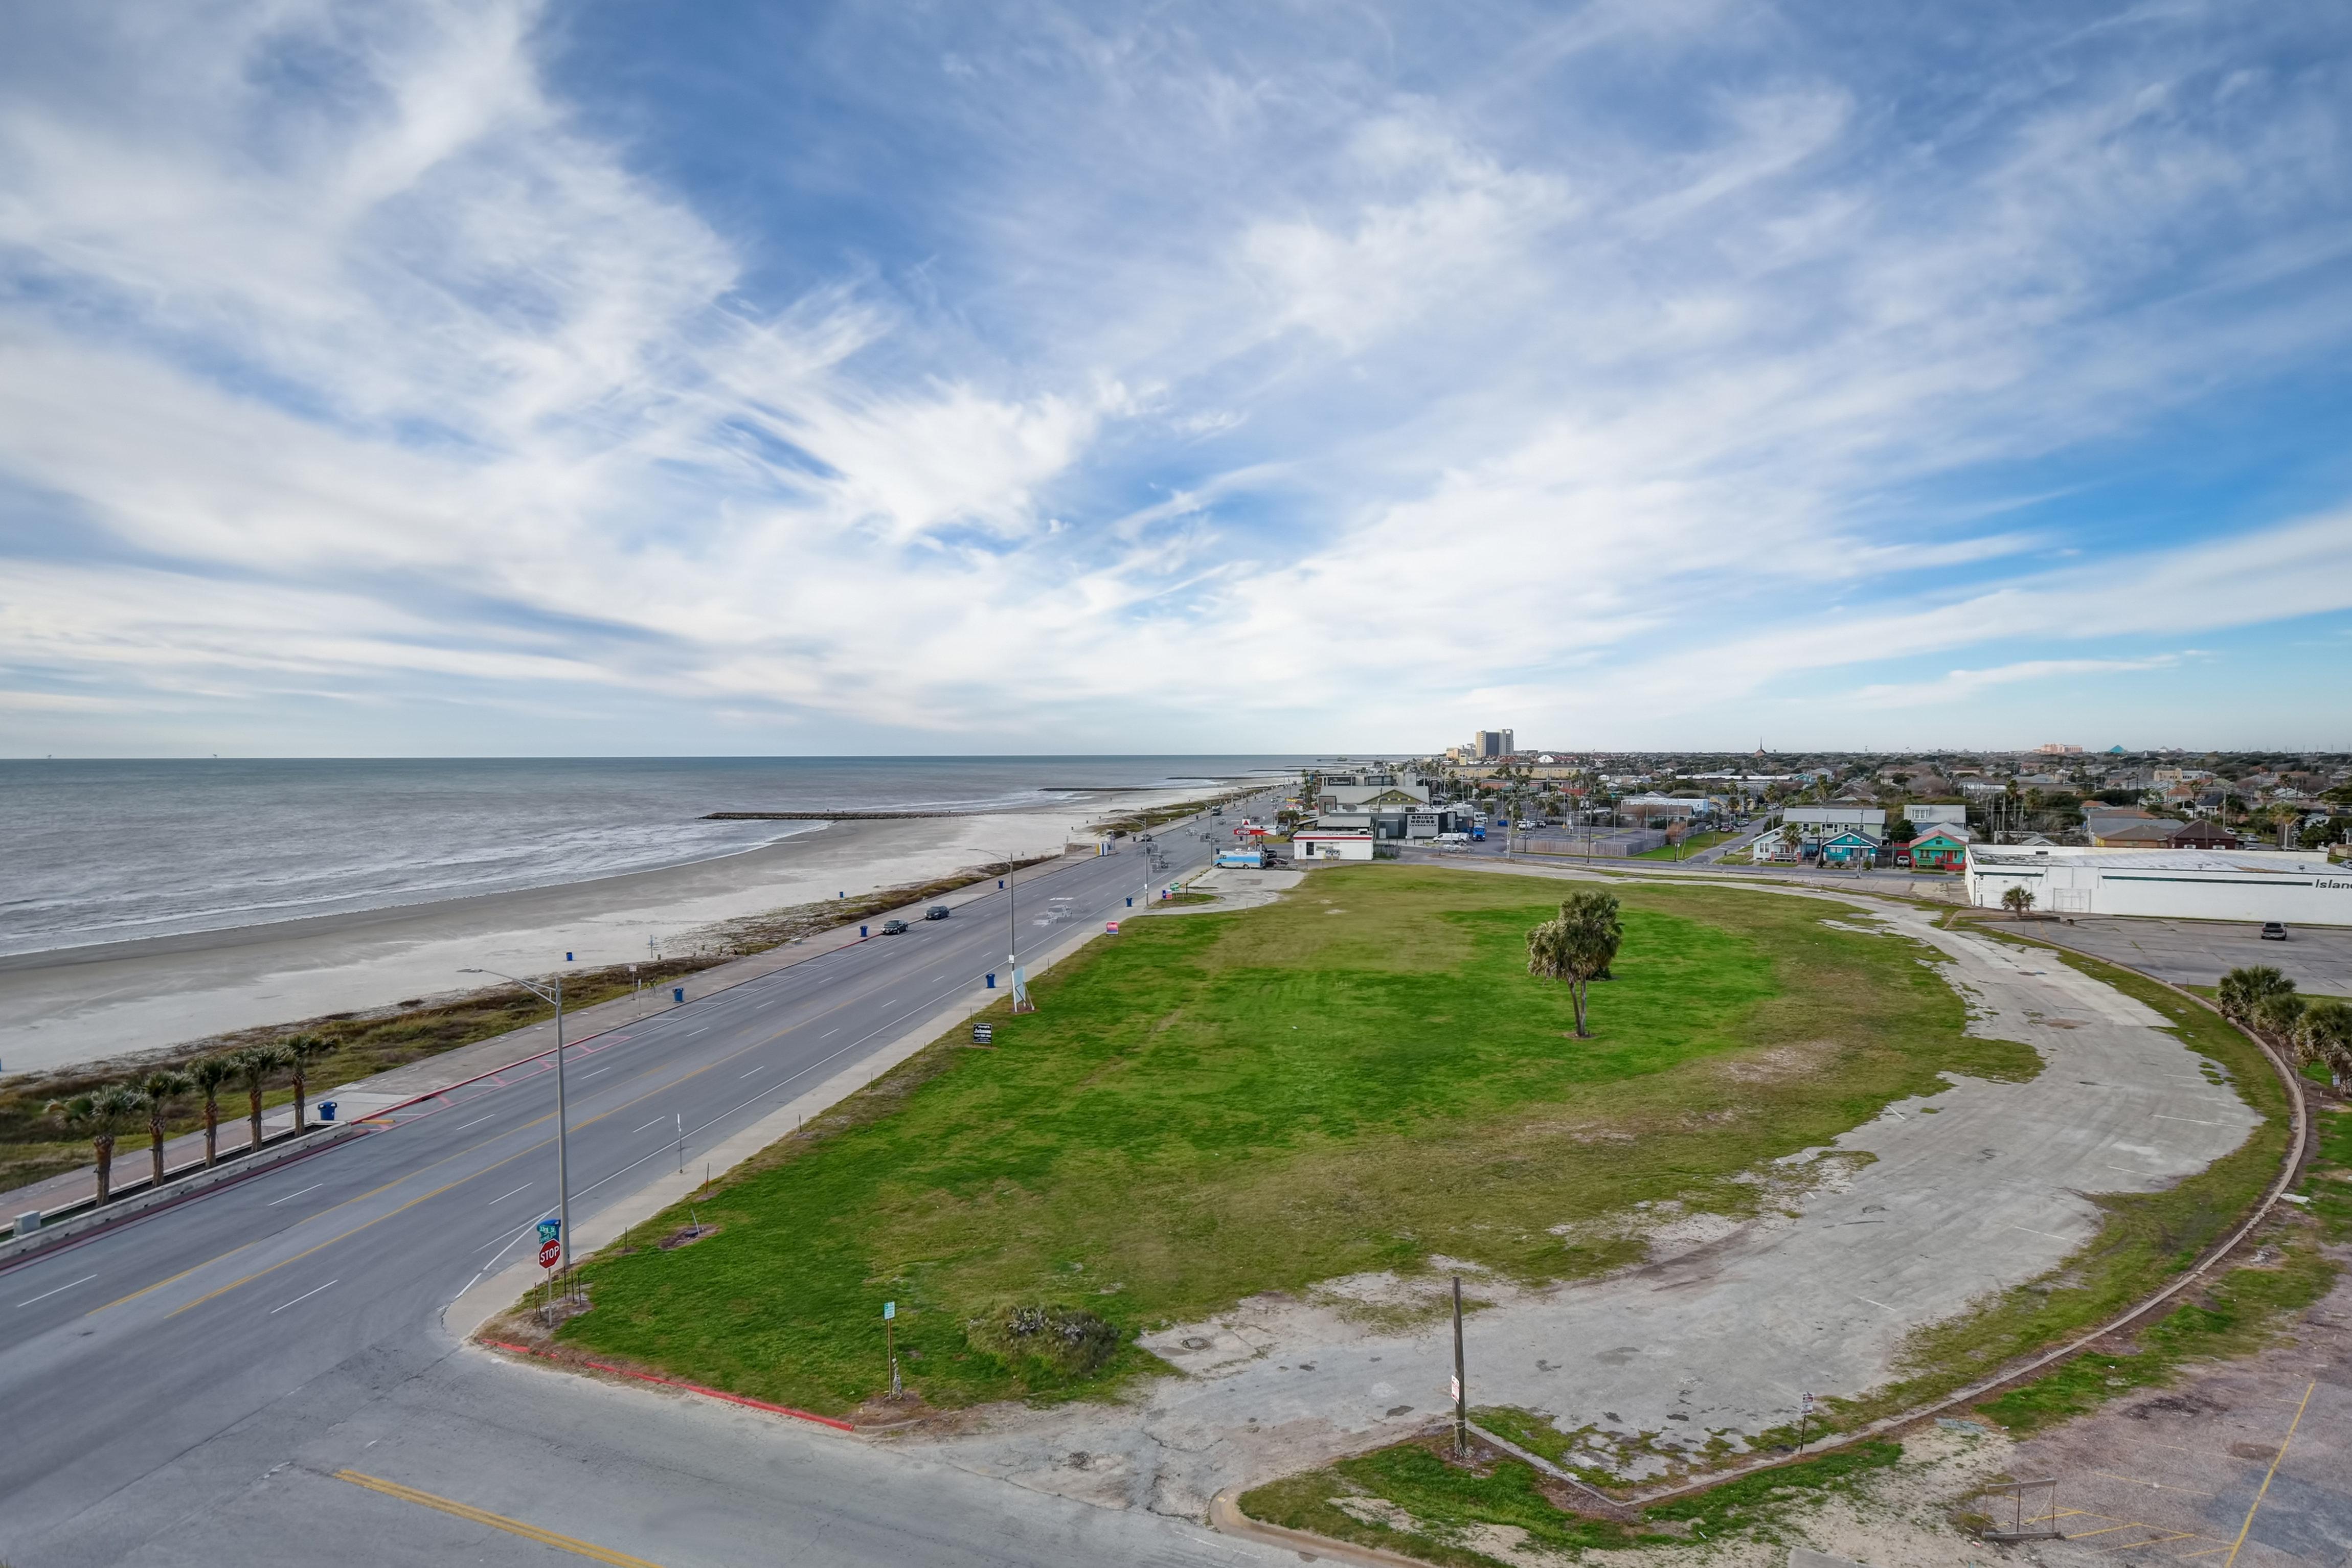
[0,793,1285,1568]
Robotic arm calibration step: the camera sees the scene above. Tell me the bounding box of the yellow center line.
[335,1469,661,1566]
[90,1242,258,1315]
[2224,1380,2316,1566]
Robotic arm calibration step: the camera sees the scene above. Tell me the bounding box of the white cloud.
[2,1,2350,752]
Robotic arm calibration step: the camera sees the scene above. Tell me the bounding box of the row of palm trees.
[2217,965,2352,1084]
[44,1035,338,1207]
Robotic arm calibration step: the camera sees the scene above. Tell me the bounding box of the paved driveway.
[2022,916,2352,997]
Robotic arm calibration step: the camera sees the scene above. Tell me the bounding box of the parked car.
[879,918,910,935]
[2260,921,2289,941]
[924,905,951,920]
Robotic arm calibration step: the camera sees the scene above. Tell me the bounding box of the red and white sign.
[539,1240,562,1269]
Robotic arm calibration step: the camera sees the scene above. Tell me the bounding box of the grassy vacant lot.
[556,865,2032,1416]
[1243,931,2311,1566]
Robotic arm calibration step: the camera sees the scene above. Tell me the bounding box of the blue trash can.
[860,924,869,938]
[317,1101,337,1122]
[672,986,684,1004]
[986,973,996,989]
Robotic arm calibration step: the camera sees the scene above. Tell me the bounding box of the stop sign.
[539,1240,561,1269]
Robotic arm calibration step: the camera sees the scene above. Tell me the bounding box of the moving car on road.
[879,918,910,935]
[924,905,951,920]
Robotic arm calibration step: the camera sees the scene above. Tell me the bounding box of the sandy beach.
[0,787,1221,1079]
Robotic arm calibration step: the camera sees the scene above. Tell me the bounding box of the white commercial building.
[1965,847,2352,926]
[1781,805,1888,836]
[1292,830,1375,861]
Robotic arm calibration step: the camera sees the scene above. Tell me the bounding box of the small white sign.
[1801,1391,1816,1413]
[1450,1375,1461,1403]
[884,1301,896,1321]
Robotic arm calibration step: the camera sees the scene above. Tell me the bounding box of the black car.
[924,905,950,920]
[879,918,910,935]
[2260,921,2288,941]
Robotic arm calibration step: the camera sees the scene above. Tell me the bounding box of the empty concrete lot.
[2019,916,2352,997]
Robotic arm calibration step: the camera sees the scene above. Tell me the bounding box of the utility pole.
[1452,1274,1468,1456]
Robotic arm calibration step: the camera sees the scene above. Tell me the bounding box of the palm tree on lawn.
[188,1054,236,1167]
[280,1033,337,1131]
[231,1044,289,1152]
[1999,885,2035,919]
[137,1069,194,1190]
[48,1083,146,1206]
[1527,890,1624,1039]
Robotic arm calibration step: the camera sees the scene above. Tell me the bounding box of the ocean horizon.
[0,755,1317,960]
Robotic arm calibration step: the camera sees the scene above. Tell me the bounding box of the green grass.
[1241,1442,1647,1563]
[555,865,2034,1416]
[1630,830,1735,861]
[1238,1436,1903,1564]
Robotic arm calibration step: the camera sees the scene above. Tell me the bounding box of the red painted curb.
[480,1337,856,1432]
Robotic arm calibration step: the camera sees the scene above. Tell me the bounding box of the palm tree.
[48,1083,146,1206]
[2000,885,2034,919]
[1527,891,1624,1039]
[137,1069,194,1189]
[188,1054,236,1167]
[280,1033,337,1131]
[2293,999,2352,1085]
[230,1045,288,1152]
[2216,966,2295,1025]
[2252,990,2308,1043]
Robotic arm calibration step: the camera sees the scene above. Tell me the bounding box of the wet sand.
[0,793,1193,1078]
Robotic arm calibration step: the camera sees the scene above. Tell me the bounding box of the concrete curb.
[1209,1485,1442,1568]
[477,1336,854,1433]
[0,1122,363,1271]
[444,888,1143,1344]
[1207,860,2312,1551]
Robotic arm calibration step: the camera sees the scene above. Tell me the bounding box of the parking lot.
[2021,915,2352,997]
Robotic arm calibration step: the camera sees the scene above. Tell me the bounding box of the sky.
[3,1,2350,757]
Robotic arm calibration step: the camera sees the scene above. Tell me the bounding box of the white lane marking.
[485,1183,532,1207]
[582,1066,613,1078]
[631,1117,667,1133]
[453,1115,497,1131]
[1854,1296,1897,1313]
[268,1279,339,1314]
[740,1065,765,1078]
[265,1183,326,1207]
[15,1273,99,1308]
[2154,1114,2233,1127]
[821,1028,840,1037]
[2008,1223,2073,1242]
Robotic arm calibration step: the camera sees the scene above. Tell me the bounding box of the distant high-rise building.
[1476,729,1514,759]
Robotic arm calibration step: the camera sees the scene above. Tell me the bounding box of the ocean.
[0,756,1306,959]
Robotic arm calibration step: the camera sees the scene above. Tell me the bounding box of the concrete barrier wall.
[2,1123,363,1265]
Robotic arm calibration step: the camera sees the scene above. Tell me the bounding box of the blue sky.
[3,1,2349,756]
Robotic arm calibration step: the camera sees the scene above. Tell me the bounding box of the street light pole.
[461,965,569,1271]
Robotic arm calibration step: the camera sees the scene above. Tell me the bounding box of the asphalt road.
[2017,914,2352,997]
[0,792,1287,1568]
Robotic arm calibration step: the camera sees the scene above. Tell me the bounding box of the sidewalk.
[9,851,1099,1224]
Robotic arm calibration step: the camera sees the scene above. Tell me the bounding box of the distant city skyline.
[4,3,2350,757]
